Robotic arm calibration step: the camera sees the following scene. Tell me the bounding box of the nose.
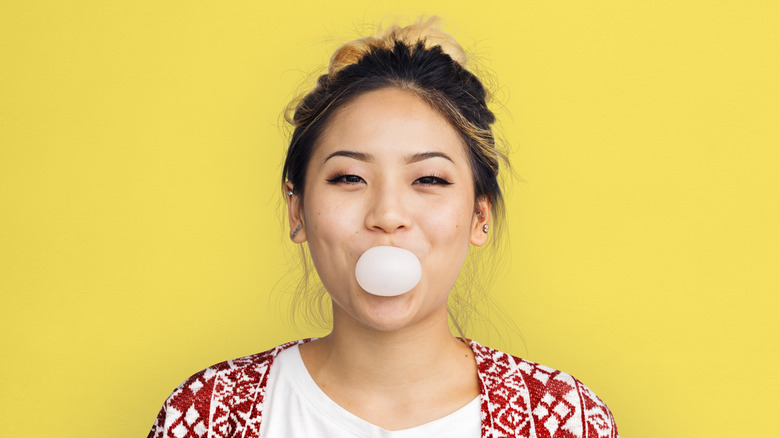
[364,181,412,234]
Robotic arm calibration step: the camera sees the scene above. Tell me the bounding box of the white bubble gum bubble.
[355,246,422,297]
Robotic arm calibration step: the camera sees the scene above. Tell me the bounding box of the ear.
[285,181,307,243]
[470,196,491,246]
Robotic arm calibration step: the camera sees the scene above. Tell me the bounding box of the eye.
[326,174,365,185]
[414,175,453,186]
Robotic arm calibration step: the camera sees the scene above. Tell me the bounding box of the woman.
[149,18,618,438]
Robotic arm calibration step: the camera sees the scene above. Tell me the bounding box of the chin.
[360,315,422,333]
[349,292,444,333]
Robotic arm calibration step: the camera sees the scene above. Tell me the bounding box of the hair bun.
[329,16,469,75]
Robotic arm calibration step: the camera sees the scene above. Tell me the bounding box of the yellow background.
[2,1,778,436]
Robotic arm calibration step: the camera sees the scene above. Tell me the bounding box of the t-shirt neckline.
[279,343,481,437]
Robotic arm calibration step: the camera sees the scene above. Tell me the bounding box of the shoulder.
[147,339,307,438]
[468,339,619,438]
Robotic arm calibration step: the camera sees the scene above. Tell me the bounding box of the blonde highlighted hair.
[329,17,471,75]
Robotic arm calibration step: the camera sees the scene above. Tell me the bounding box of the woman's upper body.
[148,17,618,437]
[261,342,482,437]
[148,339,618,438]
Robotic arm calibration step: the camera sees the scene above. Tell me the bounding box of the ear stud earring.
[476,211,488,233]
[287,190,294,196]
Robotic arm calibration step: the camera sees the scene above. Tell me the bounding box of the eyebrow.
[323,150,454,164]
[323,150,374,164]
[406,151,454,164]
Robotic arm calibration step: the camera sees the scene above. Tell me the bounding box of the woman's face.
[287,87,490,332]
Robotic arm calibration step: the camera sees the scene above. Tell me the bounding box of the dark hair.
[283,42,502,217]
[281,18,509,333]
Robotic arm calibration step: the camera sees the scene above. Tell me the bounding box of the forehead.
[313,87,468,162]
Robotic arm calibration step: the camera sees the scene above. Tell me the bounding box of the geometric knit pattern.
[148,339,618,438]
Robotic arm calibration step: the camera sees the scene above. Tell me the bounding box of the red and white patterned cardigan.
[148,339,618,438]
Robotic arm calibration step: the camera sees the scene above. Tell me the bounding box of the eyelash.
[415,175,453,186]
[326,174,364,185]
[326,173,453,186]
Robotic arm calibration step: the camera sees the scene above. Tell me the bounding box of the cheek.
[419,200,474,252]
[304,193,362,245]
[306,205,341,241]
[428,200,474,279]
[417,202,473,296]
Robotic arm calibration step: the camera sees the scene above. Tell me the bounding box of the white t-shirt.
[259,344,481,438]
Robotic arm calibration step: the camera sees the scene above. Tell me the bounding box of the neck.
[300,306,475,395]
[297,303,480,430]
